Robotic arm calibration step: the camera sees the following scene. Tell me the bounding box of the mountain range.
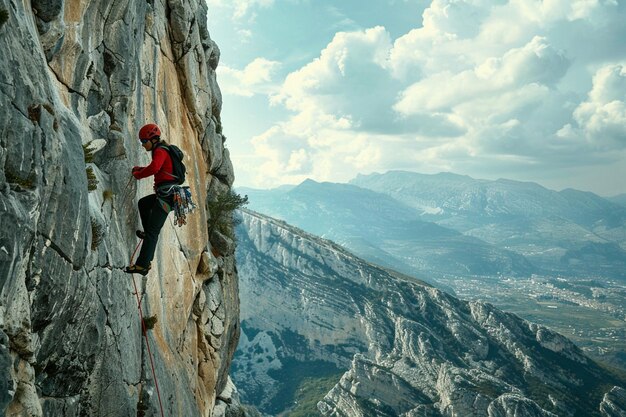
[238,171,626,281]
[609,194,626,207]
[233,209,626,416]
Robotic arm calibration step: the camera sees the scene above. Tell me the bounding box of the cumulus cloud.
[250,127,346,186]
[422,0,492,39]
[394,36,569,114]
[250,126,312,180]
[387,0,499,80]
[218,58,281,97]
[560,63,626,149]
[272,26,464,136]
[509,0,616,23]
[273,26,393,116]
[235,0,625,192]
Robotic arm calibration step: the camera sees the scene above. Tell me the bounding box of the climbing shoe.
[136,230,146,239]
[124,264,151,276]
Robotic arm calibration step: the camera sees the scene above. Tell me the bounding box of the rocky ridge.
[350,171,626,278]
[0,1,242,416]
[235,209,626,416]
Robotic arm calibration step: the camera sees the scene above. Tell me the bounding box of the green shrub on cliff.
[86,167,98,191]
[90,219,103,250]
[5,168,35,189]
[208,190,248,237]
[0,9,8,29]
[82,144,95,163]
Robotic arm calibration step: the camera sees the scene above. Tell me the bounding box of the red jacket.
[132,147,175,186]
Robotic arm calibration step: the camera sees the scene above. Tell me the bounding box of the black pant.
[135,194,171,267]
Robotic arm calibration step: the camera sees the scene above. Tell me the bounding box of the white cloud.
[218,58,281,97]
[394,36,569,114]
[387,0,499,80]
[228,0,626,194]
[206,0,274,20]
[273,26,393,115]
[422,0,492,39]
[249,124,417,187]
[237,29,253,43]
[345,144,381,169]
[569,63,626,148]
[509,0,616,23]
[249,126,315,186]
[272,26,465,137]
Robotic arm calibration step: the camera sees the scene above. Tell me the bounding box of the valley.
[237,172,626,371]
[437,273,626,366]
[233,209,626,416]
[233,172,626,415]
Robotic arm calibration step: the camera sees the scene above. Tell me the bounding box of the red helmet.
[138,123,161,140]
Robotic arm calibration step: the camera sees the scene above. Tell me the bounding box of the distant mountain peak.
[300,178,320,185]
[353,170,475,182]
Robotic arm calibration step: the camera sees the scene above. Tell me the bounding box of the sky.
[205,0,626,196]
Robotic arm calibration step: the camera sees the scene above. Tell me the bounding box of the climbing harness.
[128,239,166,417]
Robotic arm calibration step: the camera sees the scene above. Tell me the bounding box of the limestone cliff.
[0,1,241,416]
[235,209,626,417]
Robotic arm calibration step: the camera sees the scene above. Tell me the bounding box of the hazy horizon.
[234,169,626,198]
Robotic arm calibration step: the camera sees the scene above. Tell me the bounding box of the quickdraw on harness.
[156,183,197,226]
[172,186,196,226]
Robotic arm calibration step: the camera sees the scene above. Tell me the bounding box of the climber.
[124,123,177,276]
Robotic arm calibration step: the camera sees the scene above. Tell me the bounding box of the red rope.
[129,239,142,268]
[129,240,166,417]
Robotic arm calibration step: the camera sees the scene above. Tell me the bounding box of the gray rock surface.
[600,387,626,417]
[234,209,626,417]
[0,1,240,416]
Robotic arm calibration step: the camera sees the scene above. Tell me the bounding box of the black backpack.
[157,143,186,185]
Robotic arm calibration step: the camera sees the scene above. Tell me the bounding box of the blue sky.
[206,0,626,196]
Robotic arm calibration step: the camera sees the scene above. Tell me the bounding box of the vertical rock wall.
[0,0,240,416]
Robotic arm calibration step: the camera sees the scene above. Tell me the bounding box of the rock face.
[234,209,626,417]
[0,1,241,416]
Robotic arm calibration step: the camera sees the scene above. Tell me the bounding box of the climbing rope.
[120,174,135,207]
[129,239,166,417]
[129,239,142,268]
